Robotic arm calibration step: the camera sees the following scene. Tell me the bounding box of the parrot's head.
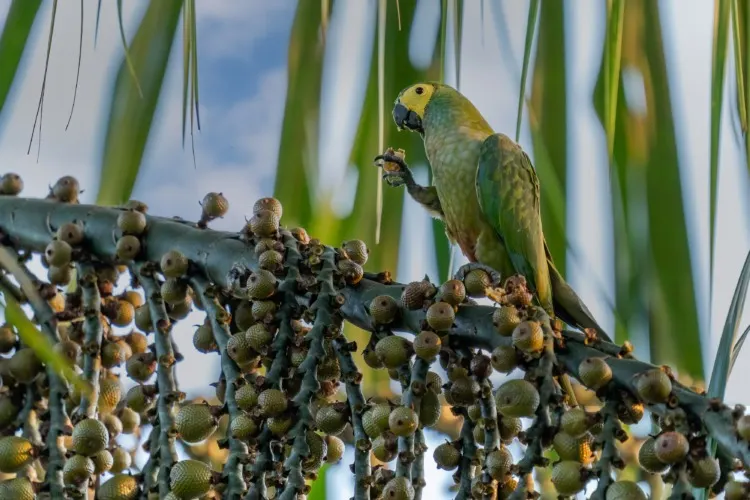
[392,82,438,133]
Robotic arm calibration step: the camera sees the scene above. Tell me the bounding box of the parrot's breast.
[423,126,514,276]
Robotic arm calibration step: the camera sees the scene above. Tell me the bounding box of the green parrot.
[376,82,611,342]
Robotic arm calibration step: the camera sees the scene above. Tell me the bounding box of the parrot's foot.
[374,148,414,188]
[453,262,503,288]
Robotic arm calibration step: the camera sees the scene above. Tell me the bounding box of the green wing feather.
[475,133,553,313]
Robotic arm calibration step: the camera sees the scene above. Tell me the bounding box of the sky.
[0,0,749,498]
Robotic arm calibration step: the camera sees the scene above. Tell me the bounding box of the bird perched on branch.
[375,82,611,343]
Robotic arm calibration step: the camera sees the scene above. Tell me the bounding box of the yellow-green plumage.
[395,82,610,341]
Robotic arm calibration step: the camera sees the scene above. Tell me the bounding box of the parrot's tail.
[547,261,612,343]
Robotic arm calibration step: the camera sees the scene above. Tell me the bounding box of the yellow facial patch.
[396,83,436,119]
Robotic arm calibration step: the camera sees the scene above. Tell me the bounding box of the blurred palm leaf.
[272,0,326,229]
[733,1,750,181]
[0,0,42,118]
[529,0,566,277]
[593,0,703,377]
[96,0,184,206]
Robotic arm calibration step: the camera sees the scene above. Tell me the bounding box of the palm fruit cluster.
[0,172,748,500]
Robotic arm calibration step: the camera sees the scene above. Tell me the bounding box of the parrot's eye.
[415,86,424,95]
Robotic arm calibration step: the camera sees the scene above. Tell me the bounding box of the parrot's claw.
[374,149,414,188]
[382,171,407,187]
[453,263,503,288]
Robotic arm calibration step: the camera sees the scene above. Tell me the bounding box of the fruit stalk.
[454,407,476,500]
[191,276,249,499]
[590,400,620,499]
[278,247,338,500]
[134,263,180,499]
[75,261,103,419]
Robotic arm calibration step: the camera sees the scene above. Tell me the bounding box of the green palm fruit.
[193,323,218,353]
[463,269,491,297]
[119,407,141,434]
[654,431,689,464]
[342,240,368,265]
[315,404,348,435]
[449,376,480,406]
[325,435,345,463]
[372,432,398,462]
[495,379,540,418]
[246,270,277,299]
[363,403,392,438]
[400,281,435,310]
[738,415,750,441]
[0,324,16,354]
[553,432,593,464]
[0,477,35,500]
[227,332,256,366]
[134,304,154,333]
[425,301,455,331]
[249,209,279,237]
[425,371,443,393]
[125,384,155,413]
[370,295,400,324]
[688,456,720,488]
[486,447,513,480]
[389,406,418,437]
[498,416,521,442]
[175,403,218,443]
[110,447,132,473]
[0,436,35,472]
[578,357,612,390]
[160,250,189,278]
[338,259,364,285]
[419,391,441,427]
[126,352,156,382]
[512,320,544,354]
[490,345,517,373]
[161,278,188,305]
[117,209,147,235]
[605,480,647,500]
[267,415,292,436]
[634,368,672,404]
[257,389,288,417]
[560,408,590,438]
[414,331,442,360]
[230,414,258,440]
[251,300,276,321]
[101,413,123,439]
[637,437,668,473]
[48,264,74,285]
[0,172,23,195]
[201,192,229,219]
[246,324,272,354]
[551,461,586,496]
[235,384,259,411]
[92,449,114,474]
[169,459,213,499]
[72,418,109,456]
[492,306,521,336]
[434,441,461,470]
[253,197,283,219]
[98,375,122,413]
[382,477,415,500]
[9,348,42,383]
[375,335,412,368]
[724,481,748,500]
[115,235,141,260]
[45,239,72,267]
[97,474,139,500]
[63,454,94,484]
[439,279,466,306]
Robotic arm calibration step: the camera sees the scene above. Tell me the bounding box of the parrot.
[375,82,611,343]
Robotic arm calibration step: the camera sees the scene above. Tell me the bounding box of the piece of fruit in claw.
[380,147,406,173]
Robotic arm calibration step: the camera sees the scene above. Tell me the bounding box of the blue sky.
[0,0,749,497]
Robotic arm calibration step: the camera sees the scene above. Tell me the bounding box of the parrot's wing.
[475,133,553,312]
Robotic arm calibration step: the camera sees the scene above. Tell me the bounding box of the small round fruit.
[246,324,272,354]
[9,348,42,383]
[253,197,282,219]
[125,385,155,413]
[0,436,35,472]
[52,175,80,202]
[382,476,415,500]
[169,459,212,499]
[258,249,283,271]
[98,376,123,413]
[553,432,593,464]
[227,332,255,366]
[72,418,109,456]
[126,352,156,382]
[490,345,517,373]
[434,442,461,470]
[634,368,672,404]
[370,295,400,325]
[246,270,277,300]
[425,371,442,393]
[0,324,16,354]
[0,396,19,430]
[578,357,613,390]
[338,259,364,284]
[551,461,585,496]
[63,454,94,484]
[98,474,139,500]
[0,477,35,500]
[737,415,750,441]
[92,449,114,474]
[486,447,513,480]
[134,304,153,332]
[342,240,368,265]
[325,435,345,463]
[249,209,279,237]
[161,250,189,278]
[257,389,287,417]
[561,408,590,438]
[315,404,348,435]
[654,431,689,464]
[637,437,668,473]
[110,447,132,473]
[193,323,217,353]
[375,335,412,369]
[45,239,72,267]
[414,331,441,360]
[235,384,259,412]
[400,281,434,310]
[724,481,748,500]
[160,278,188,305]
[463,269,491,297]
[201,192,229,218]
[110,299,135,327]
[419,391,441,427]
[230,413,258,439]
[688,456,720,488]
[251,300,276,321]
[116,235,141,260]
[426,302,455,331]
[176,403,218,443]
[119,407,140,434]
[101,413,123,439]
[0,173,23,195]
[495,379,540,418]
[512,321,544,354]
[48,264,73,285]
[389,406,418,437]
[605,480,647,500]
[372,432,398,462]
[449,376,480,406]
[267,415,292,436]
[117,210,147,235]
[56,222,84,245]
[363,404,392,438]
[493,306,521,336]
[439,279,466,306]
[499,417,522,442]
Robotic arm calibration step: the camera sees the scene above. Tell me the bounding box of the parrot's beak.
[393,101,423,132]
